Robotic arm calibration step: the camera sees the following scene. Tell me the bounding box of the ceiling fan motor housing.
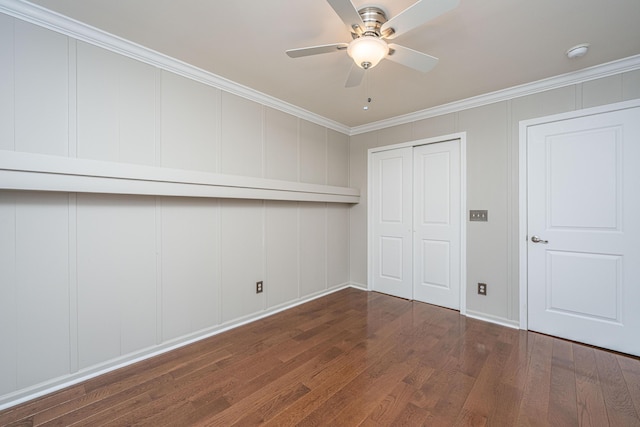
[354,7,394,38]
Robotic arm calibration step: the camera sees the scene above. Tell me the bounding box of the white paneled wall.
[221,93,263,177]
[327,204,350,289]
[0,192,70,395]
[327,129,349,187]
[76,194,157,369]
[299,204,328,296]
[265,201,299,308]
[161,71,219,172]
[265,109,298,181]
[300,120,328,185]
[160,197,220,341]
[0,13,351,407]
[14,20,68,156]
[220,199,266,322]
[0,14,14,150]
[77,42,157,165]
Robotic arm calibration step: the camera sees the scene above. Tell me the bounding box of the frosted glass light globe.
[347,36,389,69]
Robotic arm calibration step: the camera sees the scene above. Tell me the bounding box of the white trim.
[519,115,529,330]
[465,310,520,330]
[352,55,640,135]
[0,150,360,203]
[0,283,356,411]
[517,98,640,330]
[459,135,467,315]
[366,149,374,292]
[0,0,350,136]
[367,132,467,312]
[368,132,464,153]
[348,281,368,290]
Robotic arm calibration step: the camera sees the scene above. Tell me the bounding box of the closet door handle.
[531,235,548,244]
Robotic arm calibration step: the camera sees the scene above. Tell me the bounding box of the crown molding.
[350,54,640,135]
[0,0,351,135]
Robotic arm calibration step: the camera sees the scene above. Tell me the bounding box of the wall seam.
[505,100,513,321]
[214,89,221,173]
[297,202,301,299]
[324,127,329,186]
[116,54,121,162]
[10,16,15,150]
[216,199,222,326]
[296,119,301,183]
[67,37,79,374]
[154,69,162,167]
[155,198,163,345]
[68,194,78,374]
[154,67,163,344]
[67,38,77,158]
[347,133,351,286]
[324,203,328,291]
[12,199,17,391]
[262,199,267,310]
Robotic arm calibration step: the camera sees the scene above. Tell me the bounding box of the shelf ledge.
[0,150,360,203]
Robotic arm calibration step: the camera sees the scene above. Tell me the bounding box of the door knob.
[531,235,548,244]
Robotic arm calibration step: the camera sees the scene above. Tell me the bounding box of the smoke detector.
[566,44,590,59]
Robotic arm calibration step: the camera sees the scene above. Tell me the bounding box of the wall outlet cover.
[478,282,487,295]
[470,210,488,222]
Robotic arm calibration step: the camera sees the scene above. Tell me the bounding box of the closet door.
[370,147,413,299]
[413,140,461,309]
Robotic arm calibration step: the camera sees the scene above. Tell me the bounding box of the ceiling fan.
[286,0,460,87]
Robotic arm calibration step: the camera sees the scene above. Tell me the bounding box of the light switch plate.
[470,210,488,222]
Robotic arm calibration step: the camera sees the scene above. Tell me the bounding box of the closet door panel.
[413,140,461,309]
[370,147,413,299]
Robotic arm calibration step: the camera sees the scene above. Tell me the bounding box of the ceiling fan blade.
[381,0,459,39]
[327,0,365,35]
[387,44,439,73]
[286,43,348,58]
[344,64,365,88]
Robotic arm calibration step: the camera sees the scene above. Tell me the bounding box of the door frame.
[367,132,467,315]
[518,98,640,329]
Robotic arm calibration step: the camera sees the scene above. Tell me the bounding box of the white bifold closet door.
[370,147,414,299]
[371,140,461,309]
[413,141,461,309]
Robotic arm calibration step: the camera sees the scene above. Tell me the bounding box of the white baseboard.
[348,281,368,290]
[0,283,356,411]
[465,309,521,329]
[0,285,523,410]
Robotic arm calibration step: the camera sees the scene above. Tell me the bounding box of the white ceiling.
[26,0,640,128]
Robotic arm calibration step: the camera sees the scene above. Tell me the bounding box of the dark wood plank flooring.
[1,288,639,426]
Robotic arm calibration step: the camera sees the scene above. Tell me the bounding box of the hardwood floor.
[1,287,639,426]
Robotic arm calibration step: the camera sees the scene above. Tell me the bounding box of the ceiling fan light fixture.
[347,36,388,69]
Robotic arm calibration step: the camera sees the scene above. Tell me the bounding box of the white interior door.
[527,106,640,356]
[370,147,413,299]
[413,141,461,309]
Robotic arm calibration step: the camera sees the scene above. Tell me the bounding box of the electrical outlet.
[478,282,487,296]
[256,281,263,294]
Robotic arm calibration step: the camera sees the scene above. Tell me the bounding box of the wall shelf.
[0,150,360,203]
